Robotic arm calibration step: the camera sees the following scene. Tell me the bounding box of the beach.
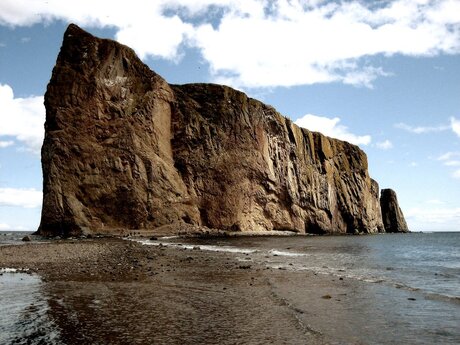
[1,234,459,344]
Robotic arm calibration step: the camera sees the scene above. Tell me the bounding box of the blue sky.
[0,0,459,231]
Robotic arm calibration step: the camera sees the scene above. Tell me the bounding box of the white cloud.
[376,139,393,150]
[0,0,459,88]
[0,84,44,154]
[0,140,14,148]
[451,117,460,137]
[396,117,460,137]
[444,161,460,167]
[0,223,28,231]
[0,188,42,208]
[438,151,460,178]
[295,114,371,146]
[438,152,460,161]
[406,206,460,231]
[438,151,460,166]
[395,122,450,134]
[409,161,419,167]
[0,223,12,231]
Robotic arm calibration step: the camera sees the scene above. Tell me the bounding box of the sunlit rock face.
[38,24,403,237]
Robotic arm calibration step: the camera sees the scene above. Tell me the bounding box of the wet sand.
[0,238,341,344]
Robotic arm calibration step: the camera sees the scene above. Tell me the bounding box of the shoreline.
[0,238,338,344]
[1,236,457,344]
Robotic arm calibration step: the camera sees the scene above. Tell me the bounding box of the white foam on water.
[134,238,258,254]
[0,268,28,273]
[160,236,179,240]
[197,244,257,254]
[269,249,308,257]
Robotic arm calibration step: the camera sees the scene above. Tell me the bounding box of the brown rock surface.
[38,24,387,236]
[380,189,409,233]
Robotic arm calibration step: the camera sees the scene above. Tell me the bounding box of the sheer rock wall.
[38,25,407,236]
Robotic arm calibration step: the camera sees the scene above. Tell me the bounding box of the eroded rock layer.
[38,24,404,236]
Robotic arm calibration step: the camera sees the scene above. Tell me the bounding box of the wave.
[424,291,460,305]
[0,268,30,273]
[135,238,460,304]
[268,249,308,257]
[135,239,257,254]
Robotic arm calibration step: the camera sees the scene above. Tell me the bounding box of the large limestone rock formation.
[380,189,409,233]
[38,24,405,237]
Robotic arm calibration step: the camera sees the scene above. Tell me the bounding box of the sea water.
[145,232,460,344]
[0,269,62,344]
[0,231,34,246]
[144,232,460,301]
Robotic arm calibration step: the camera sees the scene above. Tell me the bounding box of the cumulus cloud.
[376,139,393,150]
[1,0,459,88]
[0,188,42,208]
[0,84,45,154]
[295,114,371,146]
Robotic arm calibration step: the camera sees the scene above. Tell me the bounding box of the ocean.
[0,231,459,344]
[164,232,459,301]
[0,231,35,246]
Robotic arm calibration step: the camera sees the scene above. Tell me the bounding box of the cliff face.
[380,189,409,233]
[38,24,402,236]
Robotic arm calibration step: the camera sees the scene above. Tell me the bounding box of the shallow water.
[0,231,34,246]
[142,232,460,344]
[159,232,460,300]
[0,270,62,344]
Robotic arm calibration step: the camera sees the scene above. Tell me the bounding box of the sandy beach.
[1,236,458,344]
[0,237,330,344]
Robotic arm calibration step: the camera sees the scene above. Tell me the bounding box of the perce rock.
[38,24,408,237]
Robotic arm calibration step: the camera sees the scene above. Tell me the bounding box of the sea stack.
[380,189,409,233]
[38,24,408,237]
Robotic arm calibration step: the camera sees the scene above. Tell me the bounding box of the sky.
[0,0,459,232]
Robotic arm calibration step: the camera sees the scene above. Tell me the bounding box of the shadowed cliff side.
[380,189,409,233]
[38,24,406,237]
